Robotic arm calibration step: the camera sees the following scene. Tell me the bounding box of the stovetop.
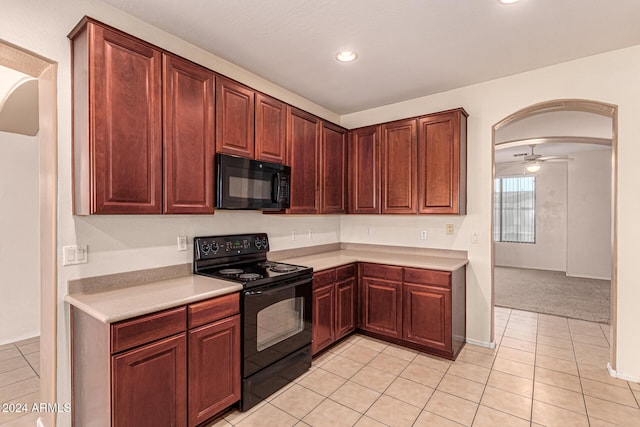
[193,233,312,288]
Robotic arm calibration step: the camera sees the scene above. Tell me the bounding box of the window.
[494,176,536,243]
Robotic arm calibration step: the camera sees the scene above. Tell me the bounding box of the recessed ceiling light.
[499,0,521,3]
[336,50,358,63]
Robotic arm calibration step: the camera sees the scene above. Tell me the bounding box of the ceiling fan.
[505,144,572,172]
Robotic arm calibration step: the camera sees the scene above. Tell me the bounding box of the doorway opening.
[0,40,57,427]
[491,99,617,369]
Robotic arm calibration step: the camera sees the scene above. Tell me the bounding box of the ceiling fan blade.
[543,157,573,162]
[538,155,567,161]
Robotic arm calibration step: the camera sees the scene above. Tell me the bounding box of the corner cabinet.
[359,264,403,339]
[380,119,418,214]
[70,18,163,214]
[320,122,347,214]
[348,125,381,214]
[71,293,241,427]
[312,264,356,355]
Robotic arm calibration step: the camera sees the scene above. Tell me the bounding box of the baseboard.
[607,362,640,383]
[466,338,496,349]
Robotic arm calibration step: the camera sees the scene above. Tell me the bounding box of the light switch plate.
[63,245,88,266]
[177,236,188,251]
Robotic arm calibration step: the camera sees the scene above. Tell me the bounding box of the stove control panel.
[194,233,269,260]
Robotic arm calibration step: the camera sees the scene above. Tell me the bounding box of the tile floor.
[211,308,640,427]
[0,336,41,426]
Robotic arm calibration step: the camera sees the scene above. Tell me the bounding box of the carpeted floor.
[494,266,611,324]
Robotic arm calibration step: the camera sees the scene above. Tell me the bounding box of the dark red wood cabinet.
[312,264,357,355]
[216,76,255,158]
[70,18,163,214]
[112,334,187,427]
[320,122,347,214]
[380,119,418,214]
[287,107,321,214]
[418,109,467,214]
[359,263,403,339]
[348,125,381,214]
[255,93,287,164]
[163,54,215,214]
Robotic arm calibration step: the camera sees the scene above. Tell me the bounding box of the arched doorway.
[491,99,618,369]
[0,40,57,426]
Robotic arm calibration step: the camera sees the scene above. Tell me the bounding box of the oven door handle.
[244,277,311,296]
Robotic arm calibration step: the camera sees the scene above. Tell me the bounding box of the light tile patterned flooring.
[0,336,41,426]
[211,308,640,427]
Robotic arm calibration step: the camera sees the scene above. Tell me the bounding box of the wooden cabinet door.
[417,109,467,214]
[287,107,320,214]
[403,283,452,353]
[216,76,255,158]
[163,54,215,214]
[312,284,335,355]
[112,334,187,427]
[188,315,241,426]
[86,23,163,214]
[381,119,417,214]
[348,126,381,214]
[360,277,402,339]
[255,93,286,164]
[320,122,347,214]
[335,277,356,340]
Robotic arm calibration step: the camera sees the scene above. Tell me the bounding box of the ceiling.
[100,0,640,115]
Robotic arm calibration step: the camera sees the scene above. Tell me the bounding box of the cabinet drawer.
[403,268,451,288]
[336,264,356,282]
[111,307,186,354]
[313,268,336,289]
[360,263,403,282]
[188,292,240,329]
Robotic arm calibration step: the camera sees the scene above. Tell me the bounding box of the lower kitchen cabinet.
[71,292,241,427]
[188,314,240,426]
[112,334,187,427]
[357,263,466,360]
[359,264,403,339]
[312,264,356,355]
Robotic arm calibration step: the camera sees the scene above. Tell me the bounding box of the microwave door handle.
[271,173,281,203]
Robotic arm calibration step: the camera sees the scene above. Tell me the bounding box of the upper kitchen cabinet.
[320,122,347,214]
[380,119,418,214]
[417,109,467,214]
[70,18,163,214]
[287,107,321,214]
[348,125,381,214]
[255,93,287,164]
[163,54,215,214]
[216,76,255,158]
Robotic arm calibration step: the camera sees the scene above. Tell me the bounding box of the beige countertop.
[277,248,468,272]
[66,244,467,324]
[65,274,242,324]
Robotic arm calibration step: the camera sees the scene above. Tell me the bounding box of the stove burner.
[270,264,298,273]
[239,273,262,281]
[219,268,244,275]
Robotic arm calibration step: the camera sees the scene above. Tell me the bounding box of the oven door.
[242,275,312,377]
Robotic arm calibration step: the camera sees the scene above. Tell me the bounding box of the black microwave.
[216,154,291,210]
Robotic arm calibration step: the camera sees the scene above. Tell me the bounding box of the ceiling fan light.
[525,164,541,173]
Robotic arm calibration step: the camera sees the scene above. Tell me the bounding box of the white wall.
[0,131,40,344]
[494,163,568,271]
[3,1,640,424]
[567,149,612,280]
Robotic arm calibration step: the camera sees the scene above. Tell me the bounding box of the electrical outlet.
[471,232,479,244]
[367,227,372,237]
[308,229,313,239]
[446,224,454,235]
[63,245,88,266]
[420,230,428,240]
[291,230,296,241]
[177,236,187,251]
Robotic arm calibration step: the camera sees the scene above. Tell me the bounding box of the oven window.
[256,297,304,352]
[229,175,271,201]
